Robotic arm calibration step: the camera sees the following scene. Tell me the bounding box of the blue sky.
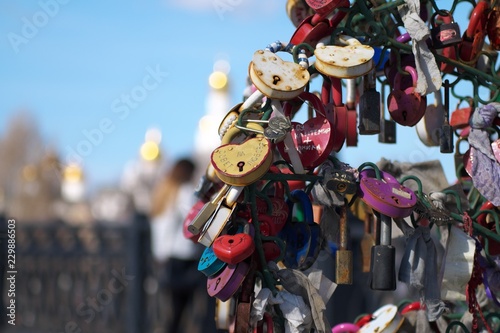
[0,0,470,191]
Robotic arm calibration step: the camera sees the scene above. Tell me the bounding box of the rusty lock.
[336,203,353,284]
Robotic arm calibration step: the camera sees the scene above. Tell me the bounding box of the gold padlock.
[211,123,273,186]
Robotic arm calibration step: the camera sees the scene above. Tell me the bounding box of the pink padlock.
[387,65,426,127]
[331,322,359,333]
[492,138,500,163]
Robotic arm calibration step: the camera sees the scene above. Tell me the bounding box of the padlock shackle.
[287,189,314,224]
[394,65,417,90]
[465,1,490,38]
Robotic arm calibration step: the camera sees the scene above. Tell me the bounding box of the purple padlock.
[207,260,250,301]
[358,168,417,218]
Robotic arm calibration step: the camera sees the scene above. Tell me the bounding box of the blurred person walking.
[149,157,213,333]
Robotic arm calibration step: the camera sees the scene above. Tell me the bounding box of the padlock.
[378,80,396,144]
[491,137,500,163]
[279,189,315,269]
[197,186,245,247]
[198,245,228,277]
[277,91,335,170]
[249,49,310,100]
[430,10,461,49]
[359,304,404,332]
[336,204,353,284]
[211,122,273,186]
[234,258,257,333]
[305,0,347,24]
[358,166,417,218]
[370,212,396,291]
[345,78,358,146]
[440,79,454,154]
[215,298,236,331]
[188,184,243,236]
[321,77,348,150]
[361,208,376,273]
[416,89,444,147]
[488,4,500,50]
[458,1,490,65]
[286,0,313,27]
[184,199,210,243]
[324,169,357,195]
[288,1,349,53]
[314,35,375,78]
[387,66,426,127]
[450,99,474,130]
[255,173,289,236]
[331,322,360,333]
[213,222,255,265]
[206,259,251,302]
[358,69,381,134]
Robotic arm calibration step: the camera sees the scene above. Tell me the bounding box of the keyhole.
[237,161,245,172]
[273,75,281,85]
[214,277,221,290]
[391,196,400,205]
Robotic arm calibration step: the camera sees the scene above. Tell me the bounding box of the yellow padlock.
[211,123,273,186]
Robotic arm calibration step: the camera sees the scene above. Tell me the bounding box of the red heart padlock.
[459,1,490,65]
[288,0,349,52]
[387,66,426,127]
[277,91,334,170]
[213,223,255,265]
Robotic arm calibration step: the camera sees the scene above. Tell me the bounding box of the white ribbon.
[398,0,442,95]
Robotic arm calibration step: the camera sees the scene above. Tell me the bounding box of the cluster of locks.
[182,0,500,332]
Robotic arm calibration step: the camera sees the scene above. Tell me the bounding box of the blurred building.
[120,128,164,216]
[193,58,232,181]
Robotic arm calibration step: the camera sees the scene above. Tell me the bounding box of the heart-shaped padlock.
[249,49,310,100]
[198,245,228,277]
[213,223,255,265]
[387,66,426,127]
[255,174,289,236]
[207,260,251,302]
[358,167,417,218]
[211,123,273,186]
[314,35,375,78]
[288,1,349,53]
[277,91,334,170]
[416,90,444,147]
